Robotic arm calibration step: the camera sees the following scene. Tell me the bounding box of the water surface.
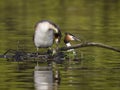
[0,0,120,90]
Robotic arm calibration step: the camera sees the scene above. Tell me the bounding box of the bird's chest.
[37,30,54,40]
[34,30,54,47]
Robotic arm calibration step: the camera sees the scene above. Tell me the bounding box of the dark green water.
[0,0,120,90]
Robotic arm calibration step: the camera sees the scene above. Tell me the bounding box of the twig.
[59,42,120,53]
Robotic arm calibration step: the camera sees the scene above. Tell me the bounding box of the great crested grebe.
[34,20,62,52]
[64,32,80,55]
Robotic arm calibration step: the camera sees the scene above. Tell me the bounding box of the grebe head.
[64,32,80,44]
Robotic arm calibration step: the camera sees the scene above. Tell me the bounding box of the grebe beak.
[72,36,81,42]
